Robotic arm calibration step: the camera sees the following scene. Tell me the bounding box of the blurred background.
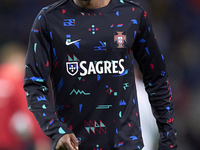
[0,0,200,150]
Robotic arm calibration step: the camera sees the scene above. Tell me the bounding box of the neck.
[73,0,110,9]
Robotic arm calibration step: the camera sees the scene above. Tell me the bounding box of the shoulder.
[122,0,144,12]
[124,0,140,7]
[39,0,69,15]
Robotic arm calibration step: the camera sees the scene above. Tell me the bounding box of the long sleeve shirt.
[24,0,177,149]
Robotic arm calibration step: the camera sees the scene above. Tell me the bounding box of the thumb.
[70,133,79,150]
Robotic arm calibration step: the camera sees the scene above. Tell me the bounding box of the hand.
[56,133,79,150]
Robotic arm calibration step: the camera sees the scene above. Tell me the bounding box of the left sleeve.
[133,9,178,150]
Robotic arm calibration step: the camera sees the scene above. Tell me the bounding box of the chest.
[48,10,140,55]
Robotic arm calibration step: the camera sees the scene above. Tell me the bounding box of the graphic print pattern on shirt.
[24,0,177,149]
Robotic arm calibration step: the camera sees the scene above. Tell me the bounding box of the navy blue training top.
[24,0,177,149]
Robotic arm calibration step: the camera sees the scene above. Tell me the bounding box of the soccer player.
[24,0,178,150]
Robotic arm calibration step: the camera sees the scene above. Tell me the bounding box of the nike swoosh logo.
[66,39,81,46]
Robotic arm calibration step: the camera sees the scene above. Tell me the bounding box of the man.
[24,0,177,150]
[0,42,51,150]
[0,42,29,150]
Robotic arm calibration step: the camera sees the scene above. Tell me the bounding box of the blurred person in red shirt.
[0,42,51,150]
[189,0,200,11]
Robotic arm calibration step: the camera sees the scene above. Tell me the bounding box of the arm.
[23,9,78,150]
[133,9,177,150]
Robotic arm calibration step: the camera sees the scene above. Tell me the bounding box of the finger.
[65,140,75,150]
[56,140,66,150]
[65,134,76,150]
[70,140,75,149]
[56,145,66,150]
[70,134,79,150]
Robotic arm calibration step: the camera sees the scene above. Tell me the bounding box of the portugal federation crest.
[114,31,127,48]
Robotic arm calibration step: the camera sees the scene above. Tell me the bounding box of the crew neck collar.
[68,0,115,13]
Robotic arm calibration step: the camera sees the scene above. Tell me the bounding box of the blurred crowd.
[0,0,200,150]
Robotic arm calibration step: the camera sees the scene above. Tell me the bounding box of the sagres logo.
[66,54,125,77]
[66,54,79,76]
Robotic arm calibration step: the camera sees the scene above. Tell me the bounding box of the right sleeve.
[23,9,73,148]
